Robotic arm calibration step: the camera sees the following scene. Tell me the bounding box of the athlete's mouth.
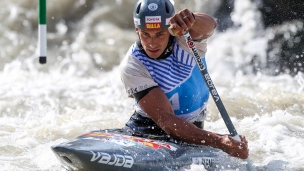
[148,49,159,53]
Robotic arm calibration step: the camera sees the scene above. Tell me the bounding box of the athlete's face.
[136,28,171,59]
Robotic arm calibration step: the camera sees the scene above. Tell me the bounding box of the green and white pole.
[38,0,47,64]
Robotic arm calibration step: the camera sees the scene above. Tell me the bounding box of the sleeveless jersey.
[120,36,209,122]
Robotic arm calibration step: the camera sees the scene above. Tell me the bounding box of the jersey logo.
[169,93,180,110]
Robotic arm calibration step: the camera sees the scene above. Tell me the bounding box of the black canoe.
[51,129,246,171]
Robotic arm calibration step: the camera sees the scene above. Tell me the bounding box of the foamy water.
[0,0,303,171]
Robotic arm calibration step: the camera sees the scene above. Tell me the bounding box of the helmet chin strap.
[136,35,175,60]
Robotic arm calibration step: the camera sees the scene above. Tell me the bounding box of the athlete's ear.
[135,28,139,34]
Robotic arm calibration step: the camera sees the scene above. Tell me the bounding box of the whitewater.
[0,0,303,170]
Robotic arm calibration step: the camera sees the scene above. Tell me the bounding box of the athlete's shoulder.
[120,43,153,83]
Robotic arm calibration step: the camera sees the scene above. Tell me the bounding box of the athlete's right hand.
[219,134,249,159]
[168,8,195,37]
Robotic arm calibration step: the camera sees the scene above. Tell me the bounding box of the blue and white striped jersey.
[120,36,210,122]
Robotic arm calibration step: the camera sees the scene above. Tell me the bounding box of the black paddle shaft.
[183,30,238,137]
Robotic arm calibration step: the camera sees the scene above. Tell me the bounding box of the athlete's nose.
[148,38,157,48]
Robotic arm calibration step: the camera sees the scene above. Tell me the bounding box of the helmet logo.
[146,16,161,23]
[145,16,161,29]
[148,3,158,11]
[134,18,141,25]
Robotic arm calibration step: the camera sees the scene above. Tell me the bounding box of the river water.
[0,0,303,170]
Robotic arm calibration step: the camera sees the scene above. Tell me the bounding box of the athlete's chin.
[147,53,161,59]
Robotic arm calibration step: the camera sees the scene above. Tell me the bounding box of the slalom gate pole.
[170,28,256,170]
[38,0,47,64]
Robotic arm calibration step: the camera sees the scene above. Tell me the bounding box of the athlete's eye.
[141,32,149,37]
[156,33,164,37]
